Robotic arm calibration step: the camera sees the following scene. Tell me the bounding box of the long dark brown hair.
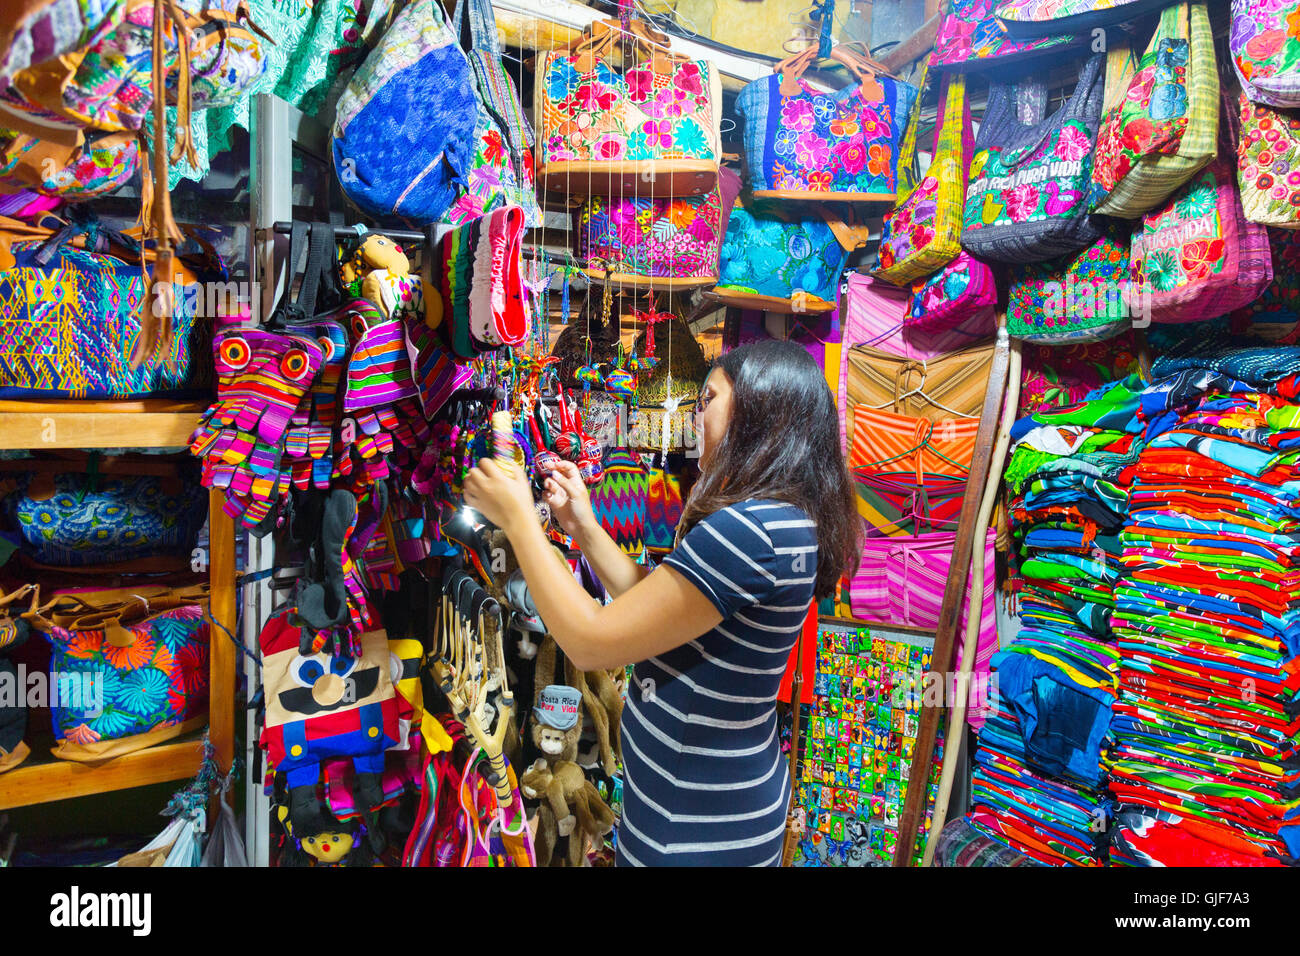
[678,340,861,598]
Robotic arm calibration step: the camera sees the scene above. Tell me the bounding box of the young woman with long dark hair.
[464,339,861,866]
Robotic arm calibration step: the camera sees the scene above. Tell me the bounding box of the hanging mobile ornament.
[605,343,635,400]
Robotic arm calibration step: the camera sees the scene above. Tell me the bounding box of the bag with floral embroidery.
[534,18,722,199]
[905,250,996,332]
[932,0,1079,72]
[715,196,848,309]
[1007,227,1132,344]
[961,52,1105,263]
[875,65,970,285]
[1127,154,1273,324]
[1237,91,1300,227]
[574,166,740,288]
[1230,0,1300,109]
[737,45,917,201]
[1088,2,1218,220]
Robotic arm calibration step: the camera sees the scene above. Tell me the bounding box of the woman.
[464,340,861,866]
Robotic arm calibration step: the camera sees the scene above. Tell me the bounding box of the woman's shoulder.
[711,498,816,530]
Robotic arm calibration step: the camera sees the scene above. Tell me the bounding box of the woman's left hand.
[463,458,536,535]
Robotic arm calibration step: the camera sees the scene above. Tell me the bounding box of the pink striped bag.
[849,528,998,726]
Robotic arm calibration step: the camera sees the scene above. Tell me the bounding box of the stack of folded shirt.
[968,377,1144,866]
[1109,365,1300,867]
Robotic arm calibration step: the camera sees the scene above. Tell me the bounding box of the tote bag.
[1007,227,1132,344]
[1237,92,1300,228]
[961,53,1106,263]
[906,250,997,332]
[715,199,848,309]
[1230,0,1300,109]
[1127,156,1273,324]
[875,69,972,285]
[1088,2,1219,220]
[848,405,980,481]
[846,340,994,425]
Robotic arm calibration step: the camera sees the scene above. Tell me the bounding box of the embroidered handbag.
[1230,0,1300,109]
[32,583,210,762]
[1237,92,1300,228]
[931,0,1078,72]
[0,127,138,201]
[332,0,479,225]
[534,18,723,198]
[441,0,540,227]
[0,0,128,83]
[961,52,1106,263]
[875,67,972,285]
[4,454,207,568]
[1007,227,1132,344]
[1127,156,1273,324]
[0,213,210,399]
[846,339,994,426]
[588,448,648,556]
[905,251,997,332]
[737,45,917,201]
[995,0,1176,38]
[1018,335,1140,414]
[714,197,848,310]
[575,166,740,289]
[1088,2,1218,220]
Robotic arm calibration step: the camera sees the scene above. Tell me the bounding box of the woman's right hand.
[542,459,597,539]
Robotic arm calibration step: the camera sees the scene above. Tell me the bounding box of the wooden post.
[208,489,237,785]
[891,323,1010,866]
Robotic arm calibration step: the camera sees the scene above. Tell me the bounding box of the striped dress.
[617,498,817,866]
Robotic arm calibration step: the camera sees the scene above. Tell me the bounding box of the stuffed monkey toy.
[533,635,622,775]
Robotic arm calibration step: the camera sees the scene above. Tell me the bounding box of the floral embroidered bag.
[575,166,741,288]
[961,52,1106,263]
[1007,227,1132,344]
[1128,153,1273,324]
[1237,91,1300,227]
[534,18,722,198]
[441,0,540,227]
[875,66,971,285]
[737,45,917,200]
[1088,2,1218,220]
[906,250,997,331]
[715,197,848,309]
[995,0,1178,38]
[931,0,1078,72]
[1230,0,1300,109]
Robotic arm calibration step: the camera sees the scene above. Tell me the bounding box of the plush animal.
[341,234,423,322]
[520,755,615,867]
[533,635,623,775]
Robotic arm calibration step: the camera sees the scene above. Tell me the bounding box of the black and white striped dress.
[617,498,817,866]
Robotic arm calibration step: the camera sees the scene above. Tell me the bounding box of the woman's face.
[695,368,733,470]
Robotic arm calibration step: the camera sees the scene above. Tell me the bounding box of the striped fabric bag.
[1088,2,1218,220]
[848,405,979,481]
[849,528,998,684]
[852,471,968,538]
[589,449,648,556]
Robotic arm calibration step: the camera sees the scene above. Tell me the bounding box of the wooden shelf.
[0,400,205,450]
[0,736,205,811]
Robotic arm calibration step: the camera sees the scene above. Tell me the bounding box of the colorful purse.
[875,67,971,285]
[848,405,979,480]
[853,471,969,538]
[644,457,683,555]
[995,0,1175,38]
[1008,227,1132,343]
[534,18,722,197]
[714,197,847,310]
[906,251,997,331]
[441,0,540,227]
[961,52,1106,263]
[575,167,740,289]
[1088,2,1218,220]
[1237,92,1300,228]
[931,0,1078,72]
[737,45,917,201]
[1127,156,1273,324]
[1230,0,1300,109]
[588,448,648,556]
[33,583,210,762]
[0,127,138,201]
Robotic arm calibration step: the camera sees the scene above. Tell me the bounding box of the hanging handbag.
[1128,152,1273,324]
[715,197,848,310]
[1088,3,1218,220]
[1007,226,1132,343]
[875,67,972,285]
[995,0,1176,39]
[961,52,1105,263]
[588,448,648,556]
[1237,92,1300,228]
[846,339,994,425]
[1019,335,1140,414]
[644,457,683,555]
[0,126,138,201]
[853,471,970,538]
[1230,227,1300,338]
[442,0,540,227]
[575,167,741,289]
[931,0,1078,72]
[737,44,918,201]
[534,17,723,197]
[332,0,479,225]
[905,250,997,331]
[1230,0,1300,109]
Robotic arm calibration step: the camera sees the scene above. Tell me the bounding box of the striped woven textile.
[589,449,648,556]
[849,404,978,481]
[344,318,418,412]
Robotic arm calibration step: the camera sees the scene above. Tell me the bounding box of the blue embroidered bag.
[716,199,848,309]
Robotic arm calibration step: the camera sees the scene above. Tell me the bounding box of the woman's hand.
[542,459,597,539]
[463,458,536,536]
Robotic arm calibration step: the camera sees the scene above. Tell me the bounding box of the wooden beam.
[880,12,942,74]
[208,489,237,780]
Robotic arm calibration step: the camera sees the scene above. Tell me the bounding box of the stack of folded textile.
[1108,349,1300,867]
[968,377,1145,866]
